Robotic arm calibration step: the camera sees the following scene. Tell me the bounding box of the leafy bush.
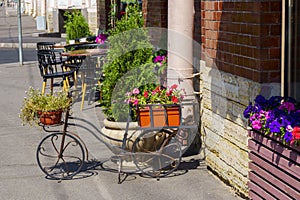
[64,10,92,43]
[100,4,157,121]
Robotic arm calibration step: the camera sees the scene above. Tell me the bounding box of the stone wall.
[87,8,98,35]
[200,60,280,196]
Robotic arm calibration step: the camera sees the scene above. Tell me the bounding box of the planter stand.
[248,130,300,199]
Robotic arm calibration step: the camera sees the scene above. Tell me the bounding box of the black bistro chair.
[79,54,106,110]
[37,50,76,95]
[36,42,56,51]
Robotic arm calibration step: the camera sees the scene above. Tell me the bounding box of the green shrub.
[100,4,157,121]
[64,10,92,43]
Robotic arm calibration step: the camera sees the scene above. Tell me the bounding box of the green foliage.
[19,88,71,127]
[64,10,92,43]
[100,4,156,121]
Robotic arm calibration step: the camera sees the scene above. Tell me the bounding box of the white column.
[168,0,194,96]
[33,0,37,17]
[41,0,46,16]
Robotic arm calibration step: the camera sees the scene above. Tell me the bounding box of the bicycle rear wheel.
[132,130,182,178]
[36,132,85,180]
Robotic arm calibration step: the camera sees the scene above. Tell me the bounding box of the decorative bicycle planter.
[248,130,300,200]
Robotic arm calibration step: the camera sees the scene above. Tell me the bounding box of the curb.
[0,43,36,48]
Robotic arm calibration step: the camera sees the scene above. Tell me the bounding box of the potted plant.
[243,95,300,199]
[64,10,92,44]
[125,83,186,128]
[19,88,71,127]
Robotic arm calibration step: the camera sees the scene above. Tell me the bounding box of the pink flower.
[252,120,262,130]
[95,33,107,44]
[133,99,139,105]
[132,88,140,94]
[265,111,271,119]
[279,102,295,112]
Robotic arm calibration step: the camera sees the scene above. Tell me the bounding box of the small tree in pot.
[100,4,158,122]
[64,10,92,44]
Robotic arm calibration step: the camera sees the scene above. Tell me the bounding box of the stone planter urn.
[248,130,300,199]
[101,119,165,152]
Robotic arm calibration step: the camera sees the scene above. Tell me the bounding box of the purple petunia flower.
[95,33,108,44]
[279,102,295,113]
[269,120,281,133]
[243,102,253,118]
[284,131,293,142]
[254,95,268,108]
[244,94,300,145]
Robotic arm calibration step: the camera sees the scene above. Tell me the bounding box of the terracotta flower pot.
[137,105,181,128]
[38,110,63,125]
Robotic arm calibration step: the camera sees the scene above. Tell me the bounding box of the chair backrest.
[37,42,55,50]
[37,51,57,77]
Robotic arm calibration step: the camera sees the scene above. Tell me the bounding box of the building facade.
[141,0,298,198]
[25,0,299,198]
[23,0,98,35]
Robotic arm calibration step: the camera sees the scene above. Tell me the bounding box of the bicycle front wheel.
[36,132,85,180]
[132,130,182,178]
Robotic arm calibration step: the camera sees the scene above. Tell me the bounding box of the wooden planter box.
[248,130,300,199]
[137,105,181,128]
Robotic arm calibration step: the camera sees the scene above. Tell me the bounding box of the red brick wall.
[97,0,111,31]
[201,0,282,83]
[142,0,168,28]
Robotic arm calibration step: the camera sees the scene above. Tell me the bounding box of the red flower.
[143,91,149,98]
[292,127,300,140]
[172,96,179,103]
[171,84,178,89]
[166,90,173,96]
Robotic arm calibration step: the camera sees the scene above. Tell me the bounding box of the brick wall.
[97,0,111,31]
[142,0,168,28]
[202,0,281,83]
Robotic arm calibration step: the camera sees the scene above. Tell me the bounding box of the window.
[284,0,300,101]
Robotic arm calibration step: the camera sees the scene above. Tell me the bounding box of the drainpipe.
[168,0,195,97]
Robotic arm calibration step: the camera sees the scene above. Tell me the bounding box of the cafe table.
[62,48,108,57]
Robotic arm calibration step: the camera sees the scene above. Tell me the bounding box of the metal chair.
[79,54,106,110]
[36,42,55,50]
[37,51,76,95]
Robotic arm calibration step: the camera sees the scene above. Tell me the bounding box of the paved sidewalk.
[0,6,64,48]
[0,6,244,200]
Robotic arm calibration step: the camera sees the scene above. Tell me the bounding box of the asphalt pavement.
[0,6,244,200]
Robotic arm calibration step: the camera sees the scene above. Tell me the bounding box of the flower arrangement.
[153,49,167,74]
[244,95,300,146]
[126,83,186,106]
[19,88,71,127]
[95,33,108,44]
